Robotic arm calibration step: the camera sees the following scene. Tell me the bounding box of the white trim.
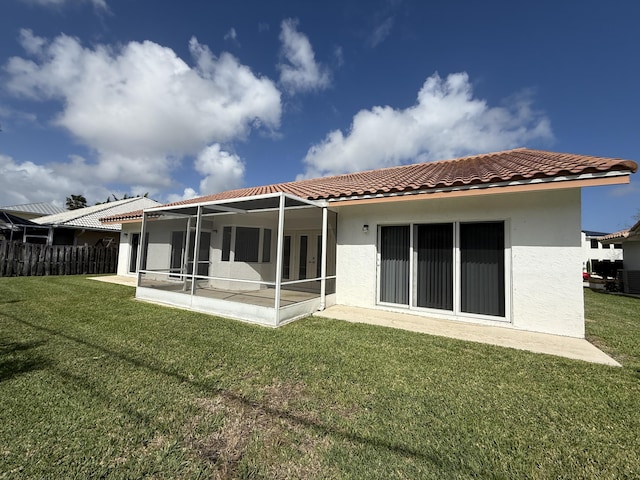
[143,191,326,214]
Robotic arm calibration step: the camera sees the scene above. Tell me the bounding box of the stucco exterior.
[333,188,585,338]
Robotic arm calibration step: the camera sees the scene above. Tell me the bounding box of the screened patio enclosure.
[135,192,337,327]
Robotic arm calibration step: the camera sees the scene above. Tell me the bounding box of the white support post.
[191,205,203,296]
[138,211,147,288]
[274,193,286,326]
[319,206,328,311]
[182,216,192,291]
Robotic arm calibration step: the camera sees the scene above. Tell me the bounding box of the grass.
[1,277,639,479]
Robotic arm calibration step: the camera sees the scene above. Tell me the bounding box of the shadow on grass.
[5,314,478,476]
[0,340,50,382]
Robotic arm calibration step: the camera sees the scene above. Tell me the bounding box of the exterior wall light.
[363,224,369,233]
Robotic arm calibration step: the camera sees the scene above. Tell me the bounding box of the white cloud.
[278,18,330,94]
[195,144,245,195]
[369,16,394,47]
[224,28,237,42]
[299,72,553,179]
[5,30,281,194]
[0,153,110,206]
[20,0,108,10]
[166,188,199,204]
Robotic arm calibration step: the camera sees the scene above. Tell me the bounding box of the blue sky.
[0,0,638,232]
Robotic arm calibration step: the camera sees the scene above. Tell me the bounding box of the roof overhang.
[328,170,631,206]
[143,192,326,219]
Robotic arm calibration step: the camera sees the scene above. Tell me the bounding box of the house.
[597,220,640,294]
[32,197,161,246]
[581,230,623,278]
[102,148,637,338]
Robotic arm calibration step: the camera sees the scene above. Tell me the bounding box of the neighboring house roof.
[0,202,66,217]
[102,148,638,223]
[583,230,609,237]
[35,197,162,231]
[598,219,640,243]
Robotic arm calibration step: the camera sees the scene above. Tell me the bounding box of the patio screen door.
[379,226,410,305]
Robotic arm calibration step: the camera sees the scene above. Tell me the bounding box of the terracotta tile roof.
[101,148,637,223]
[598,219,640,242]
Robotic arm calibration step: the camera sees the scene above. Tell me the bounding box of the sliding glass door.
[379,221,506,318]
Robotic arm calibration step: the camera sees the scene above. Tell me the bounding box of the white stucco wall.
[333,188,585,338]
[116,223,139,276]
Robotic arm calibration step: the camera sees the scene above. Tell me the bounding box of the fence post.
[0,240,6,277]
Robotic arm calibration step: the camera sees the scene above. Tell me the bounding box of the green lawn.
[1,277,639,479]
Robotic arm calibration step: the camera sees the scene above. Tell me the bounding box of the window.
[590,239,599,249]
[221,226,232,261]
[282,235,291,279]
[235,227,260,262]
[262,229,272,263]
[298,235,308,280]
[221,226,273,263]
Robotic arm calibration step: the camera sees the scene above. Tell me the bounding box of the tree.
[66,194,88,210]
[95,192,150,205]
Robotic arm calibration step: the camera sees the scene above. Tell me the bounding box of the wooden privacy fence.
[0,241,118,277]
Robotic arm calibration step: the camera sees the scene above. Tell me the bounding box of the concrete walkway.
[315,305,621,367]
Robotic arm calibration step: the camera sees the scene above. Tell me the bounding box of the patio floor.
[89,275,318,307]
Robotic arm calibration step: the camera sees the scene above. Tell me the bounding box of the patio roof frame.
[137,191,330,326]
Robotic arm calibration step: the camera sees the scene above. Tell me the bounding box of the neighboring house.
[0,202,66,220]
[0,203,66,243]
[102,148,637,338]
[32,197,162,246]
[581,230,623,277]
[598,220,640,294]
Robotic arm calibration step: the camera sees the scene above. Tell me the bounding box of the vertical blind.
[380,226,410,305]
[460,222,505,317]
[379,222,505,317]
[417,223,453,310]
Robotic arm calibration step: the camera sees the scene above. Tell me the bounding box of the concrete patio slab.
[315,305,621,367]
[89,275,137,287]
